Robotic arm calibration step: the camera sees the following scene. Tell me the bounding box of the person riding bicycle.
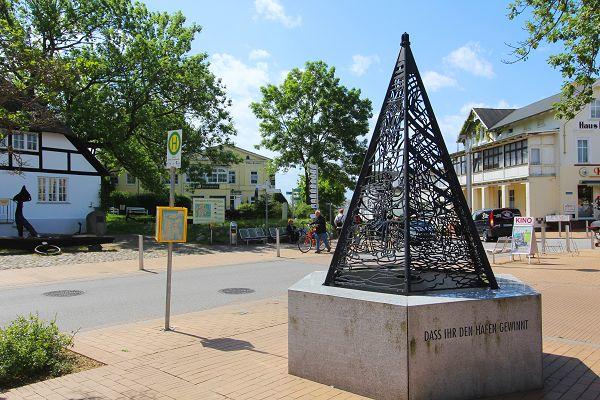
[311,210,331,253]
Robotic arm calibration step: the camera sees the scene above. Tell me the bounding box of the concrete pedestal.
[288,272,542,400]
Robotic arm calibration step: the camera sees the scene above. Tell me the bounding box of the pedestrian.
[286,218,299,243]
[334,208,345,237]
[311,210,330,253]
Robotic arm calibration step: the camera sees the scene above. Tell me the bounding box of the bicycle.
[298,226,316,253]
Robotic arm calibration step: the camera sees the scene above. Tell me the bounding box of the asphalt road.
[0,259,323,333]
[1,236,593,333]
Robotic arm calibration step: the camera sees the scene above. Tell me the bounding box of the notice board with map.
[193,198,225,224]
[155,206,188,242]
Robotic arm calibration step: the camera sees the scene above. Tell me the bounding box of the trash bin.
[230,221,238,245]
[86,210,107,235]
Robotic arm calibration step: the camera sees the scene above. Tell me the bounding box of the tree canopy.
[251,61,372,204]
[507,0,599,119]
[1,0,236,192]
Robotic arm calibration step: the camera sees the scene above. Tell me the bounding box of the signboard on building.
[563,204,576,214]
[166,129,182,168]
[545,214,570,222]
[155,206,188,242]
[510,217,538,256]
[193,198,225,224]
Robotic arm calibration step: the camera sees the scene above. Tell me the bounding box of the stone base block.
[288,272,542,400]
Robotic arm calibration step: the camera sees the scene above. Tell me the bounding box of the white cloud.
[254,0,301,28]
[350,54,379,77]
[278,69,290,83]
[210,53,269,98]
[249,49,271,61]
[444,43,495,78]
[422,71,458,91]
[209,54,270,152]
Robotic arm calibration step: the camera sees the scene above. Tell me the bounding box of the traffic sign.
[310,204,318,209]
[166,130,182,168]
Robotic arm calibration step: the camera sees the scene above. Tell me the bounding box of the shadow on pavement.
[484,352,599,399]
[171,330,274,356]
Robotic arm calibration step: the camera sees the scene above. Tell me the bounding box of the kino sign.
[166,129,182,168]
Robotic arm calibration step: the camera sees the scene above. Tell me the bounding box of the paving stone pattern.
[2,250,600,399]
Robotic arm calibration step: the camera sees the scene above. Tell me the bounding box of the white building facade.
[451,81,600,221]
[0,129,107,235]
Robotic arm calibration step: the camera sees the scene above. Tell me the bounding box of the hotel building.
[451,81,600,221]
[115,145,275,211]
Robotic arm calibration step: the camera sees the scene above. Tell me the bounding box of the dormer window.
[11,133,38,151]
[591,99,600,119]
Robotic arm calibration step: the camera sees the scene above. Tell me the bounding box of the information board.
[193,198,225,224]
[155,206,188,243]
[511,217,538,255]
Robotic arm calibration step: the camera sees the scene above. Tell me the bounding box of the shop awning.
[580,180,600,185]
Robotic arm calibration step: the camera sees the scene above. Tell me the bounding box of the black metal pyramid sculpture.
[324,33,498,294]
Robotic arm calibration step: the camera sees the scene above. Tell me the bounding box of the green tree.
[251,61,372,204]
[1,0,235,192]
[507,0,599,119]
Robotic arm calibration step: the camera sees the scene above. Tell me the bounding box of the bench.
[109,207,120,215]
[125,207,148,220]
[269,227,289,242]
[238,227,268,245]
[485,236,513,264]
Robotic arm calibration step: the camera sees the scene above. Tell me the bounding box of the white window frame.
[126,173,136,185]
[530,148,541,165]
[11,132,38,151]
[0,135,7,148]
[228,170,236,184]
[250,171,258,184]
[38,177,68,203]
[26,133,38,151]
[12,133,25,150]
[205,167,228,184]
[591,99,600,119]
[577,138,589,163]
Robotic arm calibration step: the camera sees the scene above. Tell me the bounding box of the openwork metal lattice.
[324,33,498,295]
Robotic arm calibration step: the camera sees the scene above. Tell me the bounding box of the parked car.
[472,208,521,242]
[371,218,436,245]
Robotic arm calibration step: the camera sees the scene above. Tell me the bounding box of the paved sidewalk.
[2,250,600,400]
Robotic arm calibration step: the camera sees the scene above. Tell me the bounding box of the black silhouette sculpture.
[324,33,497,294]
[13,185,38,238]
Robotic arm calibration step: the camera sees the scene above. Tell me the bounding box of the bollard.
[276,228,280,257]
[138,234,144,270]
[586,220,590,237]
[558,221,562,237]
[210,227,213,245]
[591,229,595,250]
[541,224,546,254]
[565,225,571,253]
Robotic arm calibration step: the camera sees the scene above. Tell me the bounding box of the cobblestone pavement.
[0,236,266,271]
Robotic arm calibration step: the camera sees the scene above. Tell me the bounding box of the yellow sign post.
[155,206,188,243]
[162,128,183,331]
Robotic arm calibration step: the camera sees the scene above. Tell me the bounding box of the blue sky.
[142,0,563,198]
